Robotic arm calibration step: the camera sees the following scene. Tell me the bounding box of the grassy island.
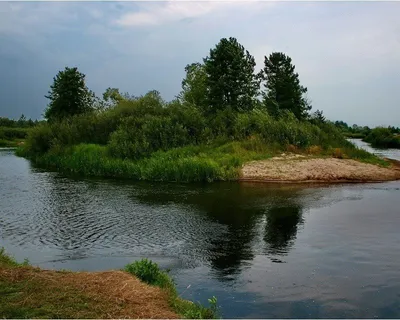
[16,37,392,182]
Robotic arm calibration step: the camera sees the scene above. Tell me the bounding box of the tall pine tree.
[45,67,94,121]
[262,52,311,120]
[203,37,259,114]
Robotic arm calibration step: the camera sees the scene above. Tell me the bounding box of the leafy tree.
[44,67,94,121]
[261,52,311,120]
[178,62,208,111]
[103,87,124,105]
[203,37,259,114]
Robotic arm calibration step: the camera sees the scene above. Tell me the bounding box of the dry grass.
[286,144,299,153]
[0,265,179,319]
[331,147,346,159]
[307,145,322,155]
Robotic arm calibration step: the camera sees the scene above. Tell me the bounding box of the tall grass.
[21,140,272,182]
[0,127,29,140]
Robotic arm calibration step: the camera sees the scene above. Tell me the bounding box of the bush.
[307,145,322,155]
[23,124,54,154]
[0,127,29,140]
[124,258,218,319]
[364,127,400,148]
[124,259,173,289]
[18,89,385,182]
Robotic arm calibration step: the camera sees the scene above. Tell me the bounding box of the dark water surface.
[1,144,400,318]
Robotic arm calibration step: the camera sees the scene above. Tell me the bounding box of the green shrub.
[364,127,400,148]
[0,127,29,140]
[0,247,29,267]
[124,259,174,289]
[124,258,218,319]
[23,124,54,154]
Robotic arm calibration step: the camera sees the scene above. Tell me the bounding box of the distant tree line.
[0,114,40,128]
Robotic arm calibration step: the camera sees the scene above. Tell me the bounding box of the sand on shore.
[240,155,400,183]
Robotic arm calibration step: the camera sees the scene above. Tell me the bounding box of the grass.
[0,248,218,319]
[343,132,366,139]
[324,145,390,167]
[0,139,24,148]
[18,139,274,182]
[16,135,390,182]
[124,259,219,319]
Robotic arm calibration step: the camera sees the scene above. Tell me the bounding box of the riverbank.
[0,139,24,148]
[240,154,400,183]
[0,127,28,148]
[16,134,390,183]
[0,249,216,319]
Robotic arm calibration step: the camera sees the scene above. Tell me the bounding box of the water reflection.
[133,182,307,279]
[264,205,304,257]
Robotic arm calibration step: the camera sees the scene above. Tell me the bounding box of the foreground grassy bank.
[0,248,217,319]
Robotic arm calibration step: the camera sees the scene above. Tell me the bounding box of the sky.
[0,1,399,127]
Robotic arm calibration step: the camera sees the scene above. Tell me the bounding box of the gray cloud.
[0,1,399,126]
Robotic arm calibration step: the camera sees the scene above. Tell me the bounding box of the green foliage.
[0,248,19,268]
[0,127,29,140]
[102,87,124,105]
[17,37,388,183]
[21,123,54,154]
[0,126,31,147]
[334,120,372,139]
[124,259,218,319]
[178,63,208,111]
[44,67,95,121]
[0,248,29,268]
[124,259,174,289]
[261,52,311,120]
[364,127,400,148]
[19,91,382,182]
[204,37,259,114]
[172,297,218,319]
[0,116,38,128]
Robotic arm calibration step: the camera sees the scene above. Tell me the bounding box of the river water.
[1,141,400,318]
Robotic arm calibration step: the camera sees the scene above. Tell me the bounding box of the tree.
[261,52,311,120]
[44,67,94,121]
[309,109,326,124]
[178,62,208,111]
[103,87,124,105]
[17,114,27,127]
[203,37,260,114]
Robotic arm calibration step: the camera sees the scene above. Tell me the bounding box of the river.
[1,140,400,318]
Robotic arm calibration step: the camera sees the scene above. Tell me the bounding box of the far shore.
[240,155,400,184]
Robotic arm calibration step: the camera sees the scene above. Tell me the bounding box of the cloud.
[114,1,272,27]
[0,1,399,126]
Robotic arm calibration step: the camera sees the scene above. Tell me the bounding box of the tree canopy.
[261,52,311,120]
[44,67,94,121]
[203,37,259,114]
[178,63,208,110]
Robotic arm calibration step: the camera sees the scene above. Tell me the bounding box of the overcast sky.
[0,1,399,127]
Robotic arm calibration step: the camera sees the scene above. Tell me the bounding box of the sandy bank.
[240,155,400,183]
